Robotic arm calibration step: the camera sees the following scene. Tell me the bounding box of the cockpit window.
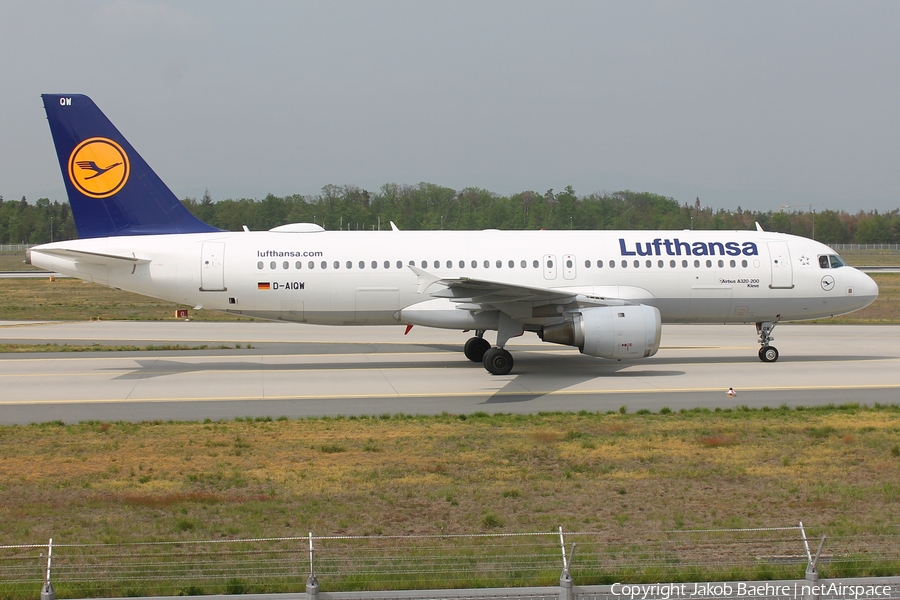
[818,254,846,269]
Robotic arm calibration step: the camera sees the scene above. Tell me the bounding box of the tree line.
[3,185,900,245]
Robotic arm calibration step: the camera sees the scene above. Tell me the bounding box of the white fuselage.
[30,228,878,329]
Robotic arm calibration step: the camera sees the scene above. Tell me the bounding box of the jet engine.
[539,305,661,359]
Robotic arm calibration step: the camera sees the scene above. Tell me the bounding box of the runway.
[1,320,898,424]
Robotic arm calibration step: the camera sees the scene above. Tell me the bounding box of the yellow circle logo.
[67,137,130,199]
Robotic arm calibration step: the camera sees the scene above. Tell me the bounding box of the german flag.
[257,282,271,290]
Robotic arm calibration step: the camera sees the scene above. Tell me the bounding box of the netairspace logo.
[609,581,893,599]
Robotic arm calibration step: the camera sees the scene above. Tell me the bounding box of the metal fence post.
[306,531,319,600]
[40,538,55,600]
[799,522,826,600]
[558,527,575,600]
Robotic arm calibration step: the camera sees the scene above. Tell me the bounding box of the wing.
[408,265,647,322]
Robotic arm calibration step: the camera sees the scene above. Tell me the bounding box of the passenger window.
[270,261,276,269]
[597,260,603,268]
[646,260,652,268]
[819,255,829,268]
[742,260,748,268]
[533,260,539,268]
[609,260,615,269]
[520,260,526,268]
[447,260,453,269]
[309,261,315,269]
[729,260,735,268]
[334,261,340,269]
[421,260,427,268]
[585,260,591,268]
[682,260,688,268]
[484,260,490,268]
[670,260,676,268]
[496,260,502,268]
[283,261,289,269]
[621,260,627,268]
[566,259,573,268]
[472,260,478,268]
[384,261,390,269]
[257,261,264,270]
[547,259,554,268]
[508,260,514,268]
[296,261,302,269]
[694,260,700,268]
[718,260,724,268]
[460,260,465,268]
[320,261,327,269]
[396,261,402,269]
[633,260,639,268]
[706,260,712,268]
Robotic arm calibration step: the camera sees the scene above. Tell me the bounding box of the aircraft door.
[767,241,793,289]
[562,254,577,280]
[200,242,226,291]
[543,255,557,280]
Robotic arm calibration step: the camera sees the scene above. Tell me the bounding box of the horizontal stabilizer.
[31,247,151,267]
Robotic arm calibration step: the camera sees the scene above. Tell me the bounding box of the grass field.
[0,406,898,594]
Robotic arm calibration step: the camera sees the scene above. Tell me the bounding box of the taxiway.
[0,320,897,424]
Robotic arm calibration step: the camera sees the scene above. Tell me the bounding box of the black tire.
[483,347,514,375]
[464,337,491,362]
[759,346,779,363]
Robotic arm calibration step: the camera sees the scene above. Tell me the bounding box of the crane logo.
[67,137,130,198]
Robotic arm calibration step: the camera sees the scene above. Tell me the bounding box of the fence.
[829,243,900,251]
[0,244,33,252]
[1,524,898,599]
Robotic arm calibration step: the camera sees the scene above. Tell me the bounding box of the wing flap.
[408,265,646,321]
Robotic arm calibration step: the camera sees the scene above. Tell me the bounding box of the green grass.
[0,406,898,597]
[0,277,253,321]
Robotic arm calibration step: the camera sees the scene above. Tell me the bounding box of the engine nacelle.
[540,305,661,359]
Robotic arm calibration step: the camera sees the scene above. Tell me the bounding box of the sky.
[1,0,899,213]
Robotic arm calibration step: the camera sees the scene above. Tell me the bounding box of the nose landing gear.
[756,320,780,362]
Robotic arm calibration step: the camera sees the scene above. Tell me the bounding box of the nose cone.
[857,269,879,308]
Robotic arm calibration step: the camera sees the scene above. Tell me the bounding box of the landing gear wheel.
[758,346,779,363]
[483,347,514,375]
[464,337,491,362]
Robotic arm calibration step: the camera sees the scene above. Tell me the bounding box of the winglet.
[390,221,400,231]
[755,222,764,232]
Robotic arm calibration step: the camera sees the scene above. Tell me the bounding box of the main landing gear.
[464,317,522,376]
[756,321,779,363]
[463,333,491,362]
[464,331,514,375]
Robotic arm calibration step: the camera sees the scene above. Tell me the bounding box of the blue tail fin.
[42,94,221,238]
